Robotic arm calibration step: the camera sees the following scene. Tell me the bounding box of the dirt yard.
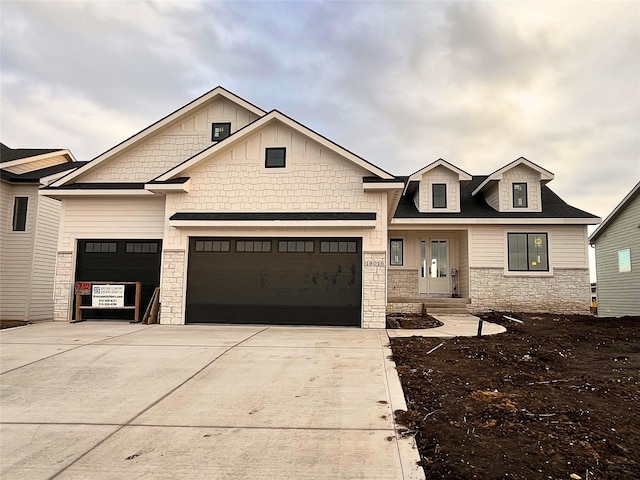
[390,312,640,480]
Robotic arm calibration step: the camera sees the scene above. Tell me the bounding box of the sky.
[1,0,639,232]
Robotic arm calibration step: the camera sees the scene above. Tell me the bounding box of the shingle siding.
[593,193,640,317]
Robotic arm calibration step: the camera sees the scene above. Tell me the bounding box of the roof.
[1,161,87,183]
[407,159,472,182]
[589,181,640,243]
[1,143,63,163]
[394,175,600,220]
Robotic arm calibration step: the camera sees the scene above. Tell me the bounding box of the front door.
[419,239,450,295]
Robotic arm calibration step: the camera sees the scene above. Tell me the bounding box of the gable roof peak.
[407,158,472,181]
[471,157,555,196]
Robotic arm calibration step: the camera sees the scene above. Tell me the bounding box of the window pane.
[321,242,329,253]
[236,241,245,252]
[195,241,204,252]
[508,234,528,271]
[262,241,271,252]
[513,183,528,208]
[390,239,403,266]
[265,148,286,168]
[618,249,631,272]
[528,234,548,271]
[12,197,28,231]
[432,184,447,208]
[279,241,287,252]
[347,242,356,253]
[86,242,94,253]
[330,242,339,253]
[305,241,314,253]
[142,243,150,253]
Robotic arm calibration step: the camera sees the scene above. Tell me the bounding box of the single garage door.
[75,239,162,320]
[186,237,362,326]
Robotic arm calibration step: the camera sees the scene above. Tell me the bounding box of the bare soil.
[387,314,443,329]
[390,312,640,480]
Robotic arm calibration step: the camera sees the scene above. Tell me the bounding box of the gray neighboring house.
[589,181,640,317]
[0,143,83,321]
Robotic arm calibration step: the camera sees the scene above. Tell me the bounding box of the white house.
[41,87,600,328]
[1,144,81,321]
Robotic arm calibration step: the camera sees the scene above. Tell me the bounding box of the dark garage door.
[75,239,162,320]
[186,237,362,326]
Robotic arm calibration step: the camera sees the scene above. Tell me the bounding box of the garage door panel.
[186,238,362,326]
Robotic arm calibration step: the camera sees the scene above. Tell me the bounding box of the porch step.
[424,307,472,315]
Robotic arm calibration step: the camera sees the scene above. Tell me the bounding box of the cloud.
[1,0,638,221]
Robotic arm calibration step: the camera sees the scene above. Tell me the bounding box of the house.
[589,181,640,317]
[1,144,82,321]
[40,87,600,328]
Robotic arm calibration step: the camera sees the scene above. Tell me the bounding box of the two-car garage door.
[185,237,362,326]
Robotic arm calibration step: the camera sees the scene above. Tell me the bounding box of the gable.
[73,98,261,184]
[175,121,378,212]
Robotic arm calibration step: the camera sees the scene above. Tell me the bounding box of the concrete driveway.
[0,322,423,479]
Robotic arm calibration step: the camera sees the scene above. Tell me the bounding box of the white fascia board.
[169,220,378,229]
[391,217,601,226]
[50,87,267,187]
[363,182,405,191]
[407,159,472,182]
[39,189,154,197]
[157,111,394,181]
[3,150,76,169]
[145,179,191,193]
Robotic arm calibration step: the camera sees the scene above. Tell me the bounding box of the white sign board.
[92,284,125,308]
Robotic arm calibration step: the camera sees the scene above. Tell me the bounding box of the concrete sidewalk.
[0,322,424,479]
[387,314,506,338]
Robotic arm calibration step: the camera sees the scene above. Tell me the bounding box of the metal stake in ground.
[477,317,483,337]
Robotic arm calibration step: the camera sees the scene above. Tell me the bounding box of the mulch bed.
[390,312,640,479]
[387,314,444,329]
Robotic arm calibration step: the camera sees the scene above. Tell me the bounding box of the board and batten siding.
[0,184,38,320]
[469,225,589,270]
[59,197,166,250]
[594,193,640,317]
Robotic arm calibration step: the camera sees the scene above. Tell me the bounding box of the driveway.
[0,322,423,479]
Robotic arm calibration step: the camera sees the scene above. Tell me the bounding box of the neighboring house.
[40,87,600,328]
[589,182,640,317]
[0,144,82,321]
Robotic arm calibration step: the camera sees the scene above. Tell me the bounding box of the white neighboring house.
[1,144,82,321]
[40,87,600,327]
[589,182,640,317]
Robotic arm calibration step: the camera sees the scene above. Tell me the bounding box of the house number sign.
[365,260,385,267]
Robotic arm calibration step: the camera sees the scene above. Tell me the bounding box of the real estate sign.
[92,284,125,308]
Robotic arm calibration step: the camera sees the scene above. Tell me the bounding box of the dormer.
[406,159,472,213]
[471,157,553,213]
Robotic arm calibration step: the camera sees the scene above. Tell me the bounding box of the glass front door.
[419,239,449,294]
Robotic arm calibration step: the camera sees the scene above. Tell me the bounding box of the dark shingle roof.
[0,143,64,163]
[394,175,599,219]
[1,162,87,183]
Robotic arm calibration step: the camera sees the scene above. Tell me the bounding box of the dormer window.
[513,183,528,208]
[432,184,447,208]
[211,123,231,141]
[265,147,286,168]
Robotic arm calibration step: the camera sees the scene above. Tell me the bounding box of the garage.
[185,237,362,326]
[75,239,162,320]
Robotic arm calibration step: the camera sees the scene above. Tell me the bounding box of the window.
[618,249,631,273]
[279,240,314,253]
[390,239,403,266]
[320,241,357,253]
[432,184,447,208]
[195,240,230,252]
[236,240,271,253]
[513,183,528,208]
[265,147,286,168]
[12,197,28,231]
[85,242,117,253]
[125,242,159,254]
[508,233,548,271]
[211,123,231,141]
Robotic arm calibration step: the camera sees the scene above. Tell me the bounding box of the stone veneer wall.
[470,267,590,314]
[386,303,423,315]
[159,250,186,325]
[53,251,73,321]
[363,252,386,328]
[387,269,419,297]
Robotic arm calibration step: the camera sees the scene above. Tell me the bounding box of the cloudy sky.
[1,0,638,227]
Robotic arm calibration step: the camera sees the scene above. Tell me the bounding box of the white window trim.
[260,146,288,173]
